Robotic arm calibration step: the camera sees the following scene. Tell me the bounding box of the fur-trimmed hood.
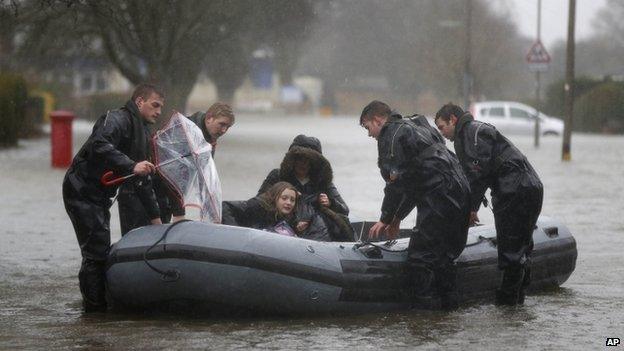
[279,146,333,189]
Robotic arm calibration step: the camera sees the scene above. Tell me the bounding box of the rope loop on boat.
[353,240,409,253]
[143,219,192,282]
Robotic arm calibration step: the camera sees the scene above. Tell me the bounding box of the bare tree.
[594,0,624,47]
[298,0,532,108]
[10,0,316,110]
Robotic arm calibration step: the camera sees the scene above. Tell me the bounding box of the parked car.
[469,101,564,136]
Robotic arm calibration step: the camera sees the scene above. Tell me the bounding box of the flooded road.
[1,114,622,350]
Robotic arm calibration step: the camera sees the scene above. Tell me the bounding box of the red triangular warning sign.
[526,40,551,64]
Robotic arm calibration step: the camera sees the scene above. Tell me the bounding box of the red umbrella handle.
[101,171,136,186]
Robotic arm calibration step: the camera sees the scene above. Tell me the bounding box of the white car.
[469,101,564,136]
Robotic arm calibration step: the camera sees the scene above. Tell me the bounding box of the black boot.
[517,266,531,305]
[439,292,459,311]
[79,259,107,312]
[436,263,459,311]
[495,266,525,306]
[407,263,437,309]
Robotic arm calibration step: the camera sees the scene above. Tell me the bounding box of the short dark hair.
[435,102,464,123]
[359,100,391,125]
[131,83,164,101]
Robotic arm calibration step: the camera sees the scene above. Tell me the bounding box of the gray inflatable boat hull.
[106,217,576,315]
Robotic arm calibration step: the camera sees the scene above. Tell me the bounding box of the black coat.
[257,146,349,217]
[453,113,543,212]
[64,100,159,218]
[376,115,471,259]
[222,197,330,241]
[404,114,445,144]
[222,197,283,230]
[257,140,353,241]
[187,111,216,149]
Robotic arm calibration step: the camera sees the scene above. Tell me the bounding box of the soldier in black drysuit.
[434,103,543,305]
[62,84,164,312]
[404,113,445,144]
[360,101,471,309]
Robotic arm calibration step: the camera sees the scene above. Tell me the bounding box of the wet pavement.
[1,114,623,350]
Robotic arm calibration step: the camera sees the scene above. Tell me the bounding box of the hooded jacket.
[257,136,349,216]
[64,100,159,218]
[453,113,543,212]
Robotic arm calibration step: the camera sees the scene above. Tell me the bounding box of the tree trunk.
[215,83,236,104]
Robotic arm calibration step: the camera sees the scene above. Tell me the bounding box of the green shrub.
[0,74,28,147]
[21,95,45,138]
[543,76,602,118]
[575,82,624,133]
[544,77,624,133]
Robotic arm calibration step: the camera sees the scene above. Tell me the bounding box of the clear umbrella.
[153,112,222,223]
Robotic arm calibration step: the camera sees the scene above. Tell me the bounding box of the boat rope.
[353,240,409,253]
[143,219,192,282]
[354,221,409,252]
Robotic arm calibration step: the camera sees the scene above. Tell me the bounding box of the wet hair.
[435,103,464,123]
[359,100,391,125]
[131,83,164,101]
[259,181,298,219]
[206,102,235,123]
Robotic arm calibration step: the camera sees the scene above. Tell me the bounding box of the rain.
[1,0,623,349]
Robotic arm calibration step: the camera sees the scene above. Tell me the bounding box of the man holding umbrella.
[62,84,164,312]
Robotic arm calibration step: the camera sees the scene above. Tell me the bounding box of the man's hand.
[318,193,331,207]
[296,221,310,233]
[150,218,162,225]
[133,161,156,176]
[469,211,480,226]
[369,221,389,240]
[386,217,401,239]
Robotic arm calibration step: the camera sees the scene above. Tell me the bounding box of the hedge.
[0,74,28,147]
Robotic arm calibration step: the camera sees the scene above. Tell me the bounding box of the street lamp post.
[534,0,542,148]
[463,0,472,110]
[562,0,576,161]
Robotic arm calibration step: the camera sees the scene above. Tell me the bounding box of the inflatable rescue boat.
[106,217,576,315]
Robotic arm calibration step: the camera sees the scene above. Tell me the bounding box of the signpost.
[526,3,551,148]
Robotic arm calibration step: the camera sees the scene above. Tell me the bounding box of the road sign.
[526,40,551,63]
[526,40,550,72]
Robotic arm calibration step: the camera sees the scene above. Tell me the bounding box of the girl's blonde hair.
[259,181,298,220]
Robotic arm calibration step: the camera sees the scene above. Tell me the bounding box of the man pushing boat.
[359,100,471,309]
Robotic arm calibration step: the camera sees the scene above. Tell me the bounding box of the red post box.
[50,110,75,168]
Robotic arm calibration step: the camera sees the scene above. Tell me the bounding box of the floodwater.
[1,114,622,350]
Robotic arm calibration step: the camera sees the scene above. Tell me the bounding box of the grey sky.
[494,0,606,48]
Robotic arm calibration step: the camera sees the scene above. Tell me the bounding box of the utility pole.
[562,0,575,161]
[533,0,542,148]
[463,0,472,110]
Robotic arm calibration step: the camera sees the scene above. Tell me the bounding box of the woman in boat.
[257,135,353,241]
[222,181,330,241]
